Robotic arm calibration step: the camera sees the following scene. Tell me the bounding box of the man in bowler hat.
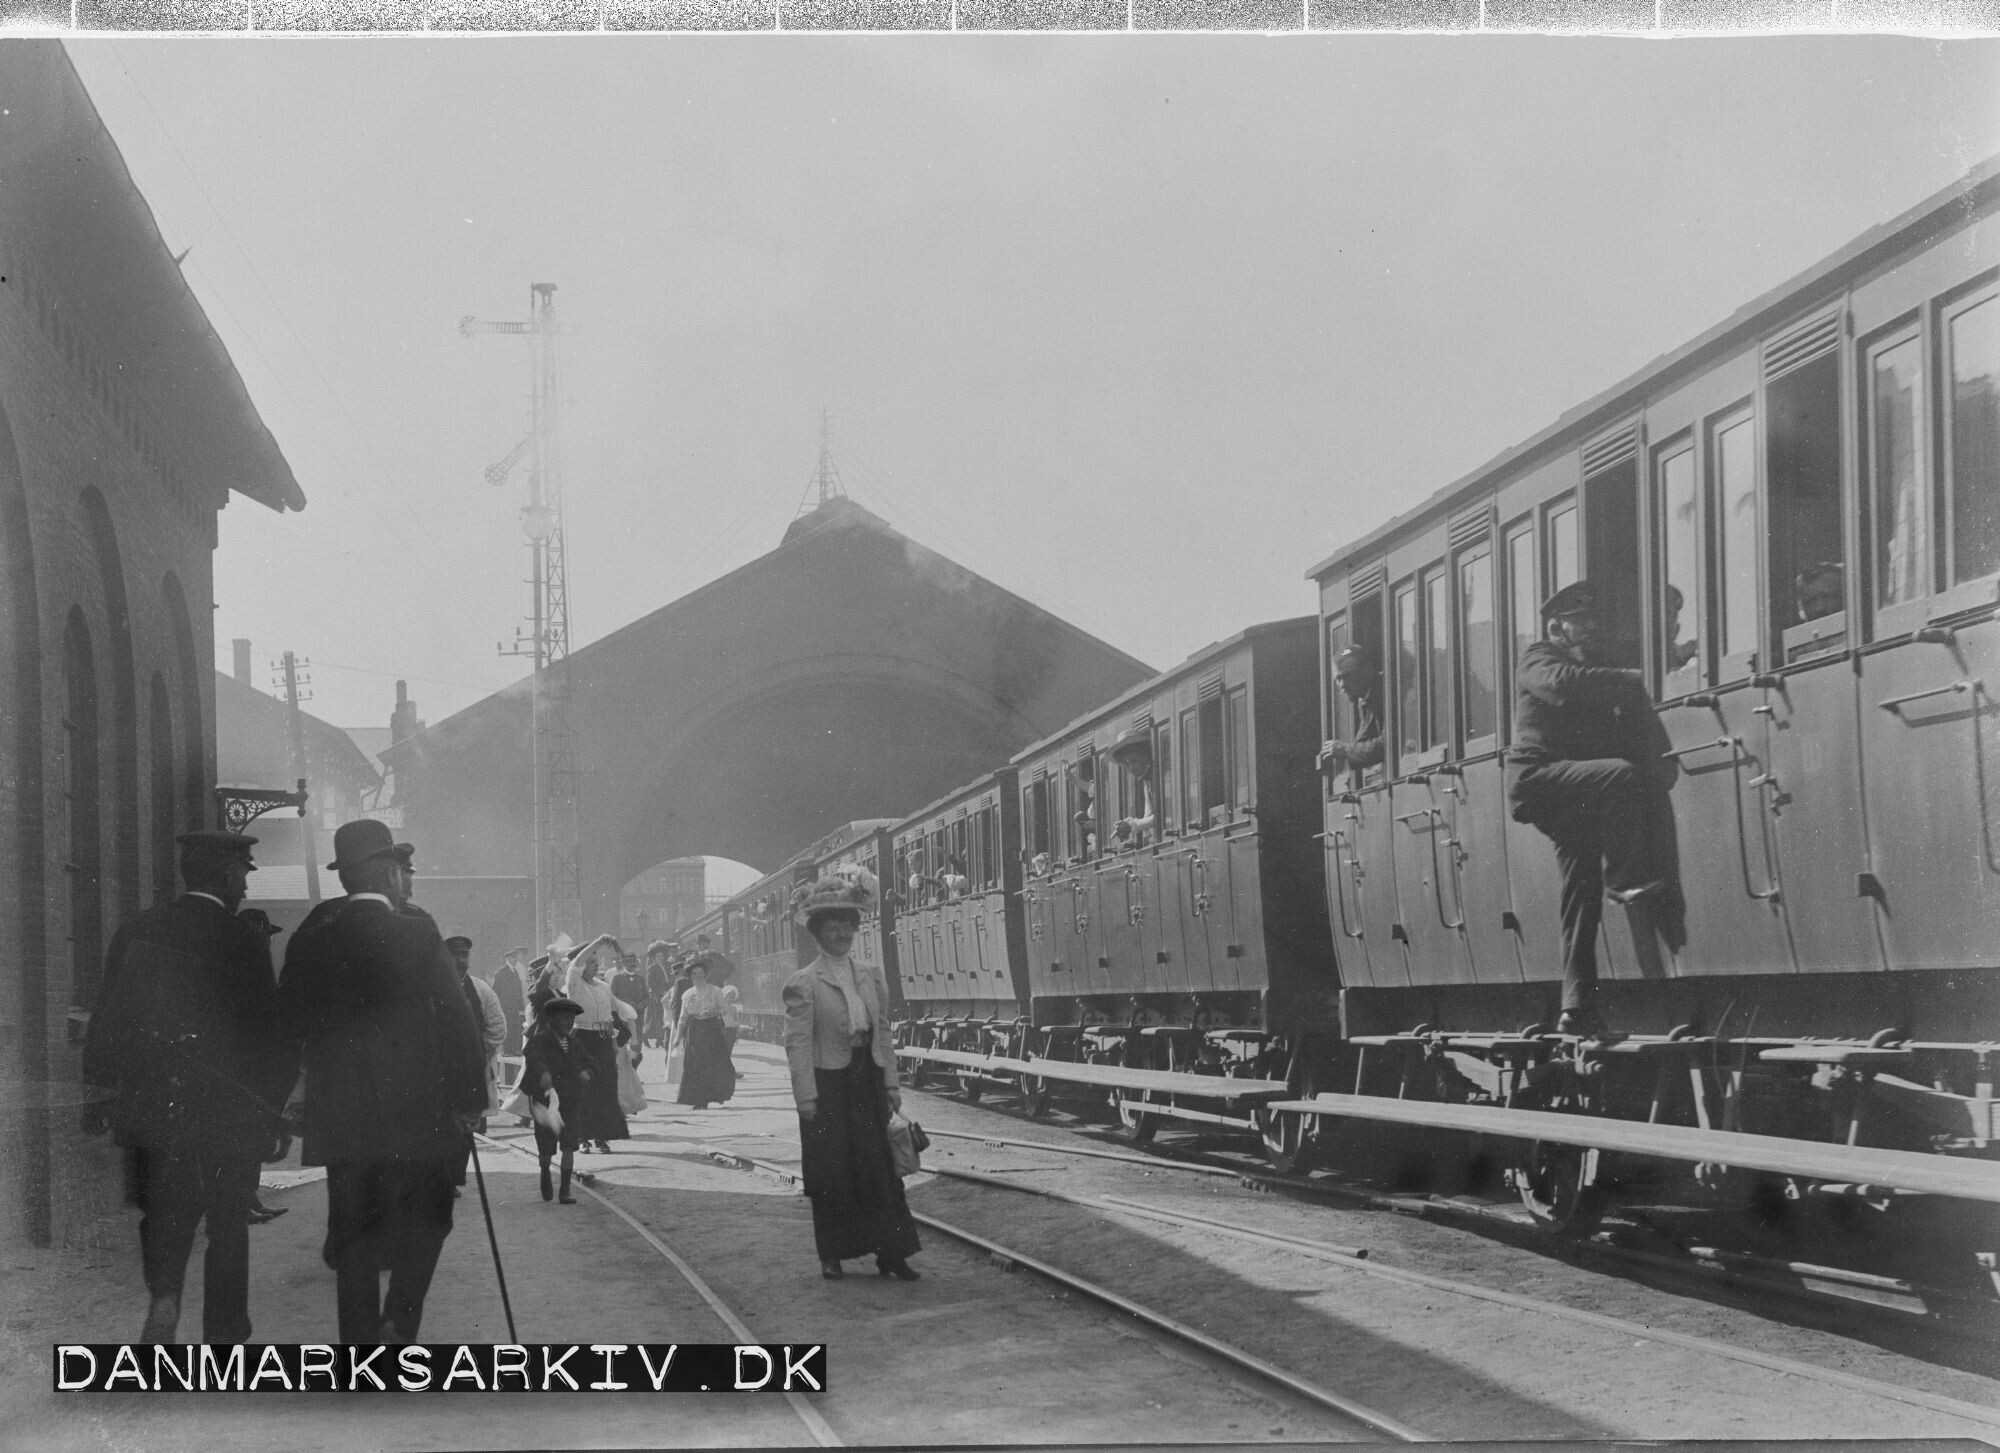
[279,819,487,1342]
[1507,580,1678,1037]
[83,830,297,1344]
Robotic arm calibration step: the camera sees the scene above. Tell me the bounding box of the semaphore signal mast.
[461,283,582,950]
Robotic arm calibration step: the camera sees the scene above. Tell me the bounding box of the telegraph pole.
[279,650,323,903]
[463,283,582,950]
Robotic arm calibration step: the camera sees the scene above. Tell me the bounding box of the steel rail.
[706,1149,1422,1441]
[927,1110,2000,1338]
[929,1163,2000,1435]
[924,1125,1241,1176]
[475,1131,839,1448]
[913,1207,1429,1443]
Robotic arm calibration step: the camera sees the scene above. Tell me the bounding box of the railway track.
[474,1132,839,1448]
[921,1160,2000,1435]
[701,1133,2000,1442]
[922,1102,2000,1360]
[698,1147,1425,1442]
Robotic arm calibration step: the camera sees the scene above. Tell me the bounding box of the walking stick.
[469,1139,519,1343]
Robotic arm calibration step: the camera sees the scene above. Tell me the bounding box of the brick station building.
[0,42,305,1251]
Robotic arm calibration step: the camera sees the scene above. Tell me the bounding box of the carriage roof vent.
[1448,504,1495,551]
[1348,562,1387,601]
[1763,311,1842,380]
[1582,423,1640,477]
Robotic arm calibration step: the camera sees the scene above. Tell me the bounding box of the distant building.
[621,858,707,943]
[214,639,382,904]
[0,42,304,1251]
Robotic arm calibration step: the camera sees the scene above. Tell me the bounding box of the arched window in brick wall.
[161,572,205,831]
[80,490,138,921]
[149,672,176,903]
[63,608,103,1010]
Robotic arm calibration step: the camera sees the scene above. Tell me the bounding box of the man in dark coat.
[1507,581,1678,1036]
[494,946,529,1057]
[642,941,673,1047]
[279,819,487,1343]
[1317,645,1386,779]
[82,830,296,1344]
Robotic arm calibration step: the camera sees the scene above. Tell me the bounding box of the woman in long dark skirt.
[674,962,737,1108]
[782,869,919,1282]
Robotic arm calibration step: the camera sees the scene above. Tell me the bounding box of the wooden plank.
[1268,1093,2000,1204]
[897,1046,1288,1098]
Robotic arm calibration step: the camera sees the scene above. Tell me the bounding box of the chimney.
[232,638,252,685]
[390,680,422,745]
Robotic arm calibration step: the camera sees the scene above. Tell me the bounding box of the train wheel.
[1257,1107,1314,1174]
[1516,1140,1607,1237]
[1115,1089,1159,1144]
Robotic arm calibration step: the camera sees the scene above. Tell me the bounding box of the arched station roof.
[382,499,1153,928]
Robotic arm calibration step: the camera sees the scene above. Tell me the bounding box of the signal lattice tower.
[462,283,582,949]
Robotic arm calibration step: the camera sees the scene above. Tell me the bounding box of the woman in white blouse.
[782,869,920,1282]
[672,962,737,1109]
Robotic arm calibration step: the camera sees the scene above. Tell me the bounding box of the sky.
[65,34,2000,888]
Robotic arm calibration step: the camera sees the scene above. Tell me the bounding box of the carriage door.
[1386,553,1473,986]
[1856,280,2000,973]
[1757,314,1878,974]
[1145,713,1191,996]
[1448,511,1516,986]
[1647,383,1798,980]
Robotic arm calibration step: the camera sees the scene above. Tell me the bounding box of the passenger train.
[683,163,2000,1235]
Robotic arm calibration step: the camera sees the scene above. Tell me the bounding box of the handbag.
[886,1111,925,1178]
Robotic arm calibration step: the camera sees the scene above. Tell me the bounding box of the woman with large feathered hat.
[780,864,921,1282]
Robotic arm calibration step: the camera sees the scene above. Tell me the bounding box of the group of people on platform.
[78,817,765,1346]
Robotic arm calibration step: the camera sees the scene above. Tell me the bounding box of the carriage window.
[1766,352,1845,659]
[1871,333,1928,609]
[1546,500,1579,593]
[1025,778,1050,864]
[1154,721,1175,833]
[1947,293,2000,587]
[1458,549,1496,744]
[1422,568,1450,750]
[1068,755,1098,861]
[1198,696,1226,825]
[1180,707,1201,827]
[1325,613,1352,744]
[1393,581,1420,763]
[1714,411,1760,667]
[1657,442,1703,691]
[1585,457,1643,669]
[972,807,993,888]
[929,827,947,901]
[1225,687,1251,812]
[1504,522,1535,738]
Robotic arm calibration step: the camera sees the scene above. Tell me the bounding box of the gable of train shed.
[381,498,1154,923]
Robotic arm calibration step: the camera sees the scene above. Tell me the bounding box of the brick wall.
[0,226,229,1255]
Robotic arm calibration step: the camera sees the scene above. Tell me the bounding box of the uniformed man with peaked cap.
[83,828,298,1344]
[1507,580,1677,1036]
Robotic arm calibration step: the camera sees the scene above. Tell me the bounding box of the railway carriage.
[1295,159,2000,1229]
[992,618,1337,1143]
[714,161,2000,1238]
[889,772,1033,1095]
